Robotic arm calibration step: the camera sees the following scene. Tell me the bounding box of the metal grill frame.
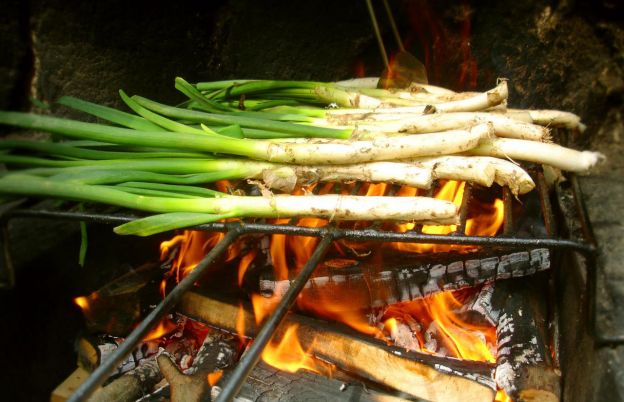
[0,171,601,401]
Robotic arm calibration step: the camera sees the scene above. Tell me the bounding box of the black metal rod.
[569,176,624,345]
[381,0,405,51]
[536,171,556,237]
[569,174,597,246]
[68,229,241,401]
[4,208,595,253]
[502,186,514,235]
[365,0,390,68]
[216,233,335,402]
[455,182,472,235]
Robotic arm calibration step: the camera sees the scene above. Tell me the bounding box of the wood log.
[76,262,162,336]
[211,362,412,402]
[259,248,550,310]
[157,331,238,402]
[493,277,561,401]
[76,334,158,375]
[179,291,496,402]
[51,367,90,402]
[88,357,162,402]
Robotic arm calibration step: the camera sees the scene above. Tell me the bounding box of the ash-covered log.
[179,290,496,402]
[88,356,162,402]
[259,248,550,309]
[76,334,159,375]
[158,331,239,402]
[211,362,411,402]
[493,277,561,401]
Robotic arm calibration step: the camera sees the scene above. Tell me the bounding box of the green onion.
[58,96,163,131]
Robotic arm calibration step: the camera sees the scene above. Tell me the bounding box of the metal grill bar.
[455,182,472,235]
[568,175,624,345]
[2,208,594,253]
[0,170,606,400]
[216,233,335,401]
[502,187,514,235]
[67,229,241,402]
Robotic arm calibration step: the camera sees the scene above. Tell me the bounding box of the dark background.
[0,0,622,400]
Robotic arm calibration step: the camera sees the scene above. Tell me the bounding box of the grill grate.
[0,169,599,401]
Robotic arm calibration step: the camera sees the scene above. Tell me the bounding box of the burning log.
[88,357,162,402]
[76,334,159,375]
[211,362,411,402]
[73,262,161,336]
[178,291,497,402]
[493,278,561,401]
[157,331,238,402]
[259,248,550,309]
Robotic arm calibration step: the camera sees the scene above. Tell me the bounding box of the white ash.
[469,282,500,325]
[495,361,517,392]
[498,335,513,347]
[497,313,514,333]
[388,319,420,351]
[179,354,193,370]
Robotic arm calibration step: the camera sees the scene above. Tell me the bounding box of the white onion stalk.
[409,156,536,195]
[326,81,508,116]
[469,138,605,173]
[503,109,587,132]
[407,82,457,95]
[260,123,493,164]
[398,112,547,141]
[334,77,380,88]
[0,174,459,226]
[262,162,433,192]
[331,112,549,142]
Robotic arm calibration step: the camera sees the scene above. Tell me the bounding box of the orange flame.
[237,250,257,287]
[392,180,504,253]
[207,370,223,386]
[158,179,508,382]
[382,289,497,363]
[261,324,333,376]
[495,390,512,402]
[235,303,247,341]
[142,318,177,342]
[73,295,92,312]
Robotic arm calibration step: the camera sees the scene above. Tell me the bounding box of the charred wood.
[88,357,162,402]
[493,277,561,401]
[76,262,162,336]
[179,291,496,402]
[211,362,412,402]
[158,331,238,402]
[259,249,550,309]
[76,334,159,375]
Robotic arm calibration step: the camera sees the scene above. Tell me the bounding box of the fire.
[496,390,512,402]
[73,295,92,312]
[207,370,223,386]
[381,289,497,363]
[142,318,177,342]
[261,324,333,376]
[237,250,257,287]
[158,179,508,388]
[393,180,504,253]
